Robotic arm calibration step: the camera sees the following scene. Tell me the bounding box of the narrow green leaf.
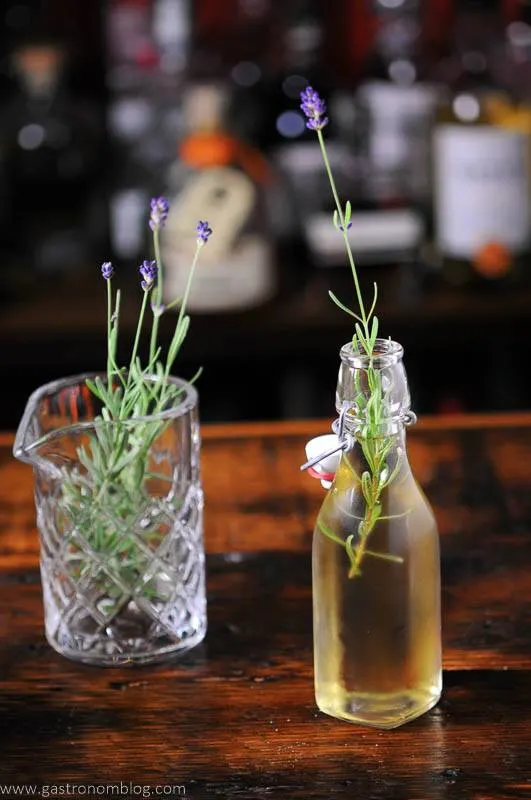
[355,323,369,353]
[370,315,379,348]
[364,550,403,564]
[361,470,372,504]
[345,534,356,563]
[328,291,364,323]
[317,520,345,547]
[344,200,352,226]
[85,378,103,401]
[368,282,378,321]
[187,365,203,386]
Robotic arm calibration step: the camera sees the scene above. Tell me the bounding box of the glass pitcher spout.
[13,374,99,473]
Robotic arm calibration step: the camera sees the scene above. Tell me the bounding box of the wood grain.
[1,415,531,798]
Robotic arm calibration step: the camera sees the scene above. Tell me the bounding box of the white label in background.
[110,188,148,259]
[163,236,274,312]
[304,209,424,266]
[358,81,439,173]
[164,167,255,258]
[162,167,275,311]
[434,125,530,258]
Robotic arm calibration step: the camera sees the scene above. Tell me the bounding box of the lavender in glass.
[14,199,213,666]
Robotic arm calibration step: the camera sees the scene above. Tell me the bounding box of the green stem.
[163,242,202,381]
[129,291,149,376]
[106,279,112,388]
[149,230,163,364]
[317,129,369,338]
[175,244,201,337]
[348,511,377,578]
[119,290,149,418]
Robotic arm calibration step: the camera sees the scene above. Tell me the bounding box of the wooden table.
[1,414,531,798]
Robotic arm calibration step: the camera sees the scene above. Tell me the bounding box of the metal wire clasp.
[402,410,417,426]
[300,405,354,473]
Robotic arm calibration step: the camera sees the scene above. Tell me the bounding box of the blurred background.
[1,0,531,427]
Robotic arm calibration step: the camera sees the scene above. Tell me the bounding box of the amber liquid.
[312,451,442,729]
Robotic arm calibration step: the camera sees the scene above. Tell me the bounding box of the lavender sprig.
[93,199,212,426]
[300,87,371,341]
[300,86,329,131]
[149,198,170,362]
[149,196,170,232]
[62,200,212,587]
[196,220,213,244]
[301,88,399,580]
[160,219,213,391]
[140,260,158,291]
[101,261,114,280]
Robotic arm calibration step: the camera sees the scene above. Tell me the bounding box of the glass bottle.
[0,39,105,277]
[432,0,531,285]
[312,339,442,729]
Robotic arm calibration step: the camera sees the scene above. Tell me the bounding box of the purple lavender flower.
[139,259,158,291]
[300,86,328,131]
[101,261,114,280]
[196,220,213,244]
[149,196,170,231]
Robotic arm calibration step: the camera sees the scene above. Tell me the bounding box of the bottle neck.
[335,340,414,436]
[339,424,411,488]
[341,414,411,439]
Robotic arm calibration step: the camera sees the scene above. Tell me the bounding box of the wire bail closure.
[299,406,353,473]
[403,410,417,426]
[300,406,417,474]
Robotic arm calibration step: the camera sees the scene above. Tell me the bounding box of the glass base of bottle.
[315,682,442,729]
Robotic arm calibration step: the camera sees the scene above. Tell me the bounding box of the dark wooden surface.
[2,414,531,798]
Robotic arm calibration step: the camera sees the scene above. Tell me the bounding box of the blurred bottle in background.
[261,0,366,298]
[105,0,192,266]
[260,0,334,250]
[298,0,440,303]
[258,0,327,153]
[431,0,531,286]
[206,0,280,146]
[356,0,440,206]
[0,36,105,282]
[160,80,285,313]
[501,0,531,98]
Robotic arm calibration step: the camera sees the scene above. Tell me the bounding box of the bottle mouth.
[340,338,404,370]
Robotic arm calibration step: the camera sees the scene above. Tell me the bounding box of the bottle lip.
[340,338,404,369]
